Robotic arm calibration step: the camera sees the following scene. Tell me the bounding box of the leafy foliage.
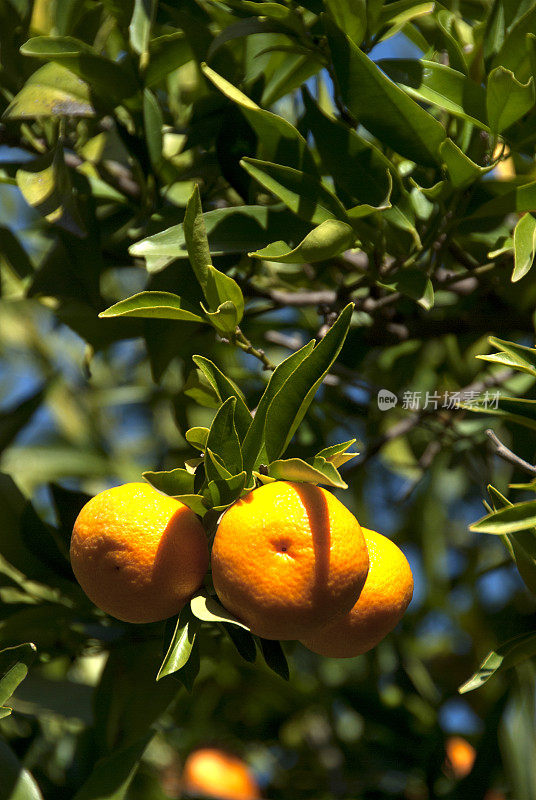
[1,0,536,796]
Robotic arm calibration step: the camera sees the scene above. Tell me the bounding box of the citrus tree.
[1,0,536,797]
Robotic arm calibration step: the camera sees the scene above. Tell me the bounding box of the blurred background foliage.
[1,0,536,797]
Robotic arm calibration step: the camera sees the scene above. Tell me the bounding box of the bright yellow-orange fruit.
[70,482,209,623]
[444,736,476,780]
[182,748,260,800]
[300,528,413,657]
[211,481,369,641]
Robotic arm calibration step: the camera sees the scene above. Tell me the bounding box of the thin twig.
[486,429,536,476]
[235,329,275,371]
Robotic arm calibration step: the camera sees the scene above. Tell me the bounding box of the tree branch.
[486,429,536,476]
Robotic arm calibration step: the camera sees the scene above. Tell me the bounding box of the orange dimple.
[211,481,369,641]
[70,482,209,624]
[300,528,413,658]
[182,748,260,800]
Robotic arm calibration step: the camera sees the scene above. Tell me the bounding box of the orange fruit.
[444,736,476,780]
[211,481,369,640]
[182,748,260,800]
[300,528,413,657]
[70,482,209,623]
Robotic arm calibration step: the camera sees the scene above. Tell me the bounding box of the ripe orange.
[182,748,260,800]
[211,481,369,640]
[300,528,413,657]
[444,736,476,780]
[70,482,208,623]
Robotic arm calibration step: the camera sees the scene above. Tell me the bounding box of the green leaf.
[143,88,163,169]
[4,62,95,118]
[223,624,257,662]
[0,739,44,800]
[204,266,244,323]
[465,396,536,432]
[264,304,353,462]
[439,139,494,189]
[242,341,316,472]
[16,146,85,236]
[73,734,153,800]
[204,472,249,509]
[171,495,208,517]
[325,17,445,166]
[190,590,251,630]
[192,356,251,440]
[268,457,347,488]
[185,427,210,451]
[491,4,536,80]
[470,500,536,534]
[205,449,233,482]
[157,605,200,680]
[146,31,192,87]
[470,180,536,220]
[480,336,536,377]
[378,0,434,38]
[129,0,156,58]
[0,643,37,718]
[241,157,348,225]
[142,469,195,496]
[202,300,240,336]
[201,63,317,173]
[459,631,536,693]
[512,212,536,281]
[183,184,212,294]
[206,397,243,476]
[377,59,488,129]
[301,87,395,207]
[434,9,469,74]
[487,67,534,133]
[315,438,359,468]
[129,205,311,272]
[301,88,417,239]
[249,219,355,263]
[99,291,204,323]
[323,0,367,45]
[378,268,434,309]
[259,638,290,680]
[19,36,137,102]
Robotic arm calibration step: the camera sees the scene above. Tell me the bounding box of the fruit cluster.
[70,480,413,659]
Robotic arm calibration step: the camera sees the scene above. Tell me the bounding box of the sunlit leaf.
[99,291,204,322]
[157,606,200,680]
[459,631,536,693]
[268,457,347,488]
[487,67,534,133]
[512,212,536,282]
[142,468,195,496]
[378,59,488,129]
[5,62,95,117]
[16,146,85,236]
[190,591,251,630]
[241,157,349,225]
[249,219,355,263]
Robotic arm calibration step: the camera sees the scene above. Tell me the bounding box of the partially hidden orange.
[182,748,260,800]
[300,528,413,657]
[211,481,369,641]
[444,736,476,780]
[70,482,209,623]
